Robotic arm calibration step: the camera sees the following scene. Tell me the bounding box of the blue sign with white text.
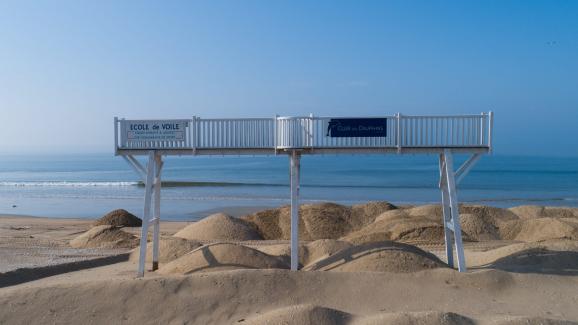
[326,118,387,137]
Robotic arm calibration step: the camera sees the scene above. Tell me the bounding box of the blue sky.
[0,1,576,155]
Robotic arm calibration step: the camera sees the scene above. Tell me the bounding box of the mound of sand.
[70,225,139,249]
[509,205,578,219]
[358,204,514,244]
[173,213,262,241]
[305,241,445,273]
[241,201,397,241]
[460,205,519,224]
[460,213,501,241]
[342,216,447,245]
[255,239,353,267]
[350,201,398,228]
[490,316,577,325]
[499,218,578,242]
[158,243,288,274]
[129,237,202,264]
[243,304,351,325]
[355,311,475,325]
[93,209,142,227]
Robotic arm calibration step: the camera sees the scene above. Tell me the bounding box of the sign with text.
[125,120,188,143]
[325,118,387,138]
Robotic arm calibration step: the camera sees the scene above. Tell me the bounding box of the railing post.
[396,113,402,153]
[308,113,314,148]
[114,117,118,155]
[274,115,278,153]
[479,112,484,146]
[191,117,196,154]
[488,111,494,153]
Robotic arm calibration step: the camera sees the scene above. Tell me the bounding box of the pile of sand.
[305,241,445,273]
[499,218,578,242]
[158,243,288,274]
[69,225,139,249]
[459,213,501,241]
[243,304,351,325]
[350,201,398,228]
[509,205,578,219]
[2,266,578,324]
[255,239,353,267]
[343,208,447,245]
[355,311,475,325]
[173,213,262,241]
[129,237,202,263]
[343,204,520,244]
[241,201,397,241]
[93,209,142,227]
[488,316,576,325]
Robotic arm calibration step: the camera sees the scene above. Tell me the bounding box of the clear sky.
[0,1,576,155]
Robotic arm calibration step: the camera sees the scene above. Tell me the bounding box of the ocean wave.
[0,181,139,187]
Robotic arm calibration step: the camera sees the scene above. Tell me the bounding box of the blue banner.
[326,118,387,137]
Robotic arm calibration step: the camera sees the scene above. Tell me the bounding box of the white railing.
[115,112,493,151]
[398,114,491,147]
[192,117,275,149]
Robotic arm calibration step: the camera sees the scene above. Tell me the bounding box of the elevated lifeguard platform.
[114,113,493,276]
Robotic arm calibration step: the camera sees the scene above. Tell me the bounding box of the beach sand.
[1,203,578,324]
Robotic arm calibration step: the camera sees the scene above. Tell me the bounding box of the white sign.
[125,120,187,142]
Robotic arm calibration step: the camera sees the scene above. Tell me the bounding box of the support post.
[289,150,301,271]
[137,151,156,277]
[441,149,467,272]
[439,154,454,268]
[151,153,164,271]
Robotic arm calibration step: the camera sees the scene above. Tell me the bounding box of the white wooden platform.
[114,113,494,276]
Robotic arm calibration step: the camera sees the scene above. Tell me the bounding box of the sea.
[0,153,577,221]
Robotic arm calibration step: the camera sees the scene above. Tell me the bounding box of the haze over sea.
[0,153,576,221]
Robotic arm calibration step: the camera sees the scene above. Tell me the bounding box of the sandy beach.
[1,202,578,324]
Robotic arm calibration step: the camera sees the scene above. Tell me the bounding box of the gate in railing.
[114,112,493,277]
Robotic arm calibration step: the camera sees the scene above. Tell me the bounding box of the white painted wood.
[443,149,467,272]
[151,153,163,271]
[488,111,494,152]
[290,151,301,271]
[115,113,492,153]
[439,154,454,268]
[114,117,118,154]
[455,153,482,185]
[137,151,156,277]
[122,155,146,181]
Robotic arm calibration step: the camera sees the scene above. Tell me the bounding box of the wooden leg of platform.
[137,151,156,277]
[151,154,163,272]
[442,150,467,272]
[290,151,301,271]
[439,155,454,268]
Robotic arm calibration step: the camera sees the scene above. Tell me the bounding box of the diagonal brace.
[455,153,482,185]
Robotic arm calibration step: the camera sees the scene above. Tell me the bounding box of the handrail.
[114,113,493,152]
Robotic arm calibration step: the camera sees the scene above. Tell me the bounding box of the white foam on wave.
[0,181,139,187]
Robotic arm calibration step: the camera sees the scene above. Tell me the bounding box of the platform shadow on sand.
[171,244,289,274]
[475,248,578,276]
[0,253,130,288]
[304,241,444,272]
